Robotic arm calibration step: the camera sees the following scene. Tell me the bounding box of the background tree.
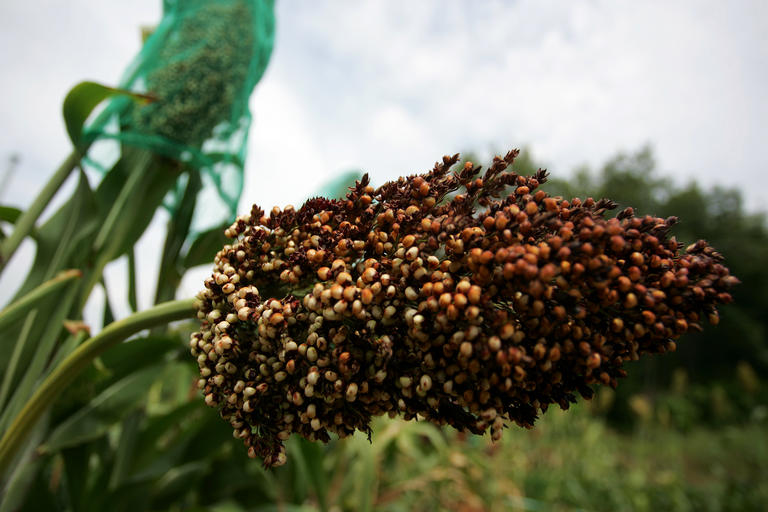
[535,146,768,426]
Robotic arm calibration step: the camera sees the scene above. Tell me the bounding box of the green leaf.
[252,505,319,512]
[183,222,228,269]
[127,248,138,312]
[355,443,376,512]
[42,364,164,452]
[0,269,81,334]
[106,151,184,260]
[0,205,22,224]
[0,170,97,406]
[96,333,182,385]
[277,437,310,504]
[0,284,79,432]
[151,461,208,503]
[0,151,81,270]
[46,330,88,377]
[102,281,115,327]
[81,146,184,304]
[132,401,201,458]
[11,170,97,293]
[0,459,57,512]
[317,170,363,199]
[289,437,328,509]
[207,503,247,512]
[60,444,93,512]
[52,332,182,419]
[109,410,144,489]
[126,405,212,485]
[63,81,154,149]
[0,313,37,419]
[0,412,50,510]
[0,444,42,510]
[155,170,201,304]
[75,436,117,512]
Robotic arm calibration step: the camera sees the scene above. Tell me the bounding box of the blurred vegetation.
[14,321,767,512]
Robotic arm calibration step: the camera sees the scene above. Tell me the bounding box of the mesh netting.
[82,0,275,232]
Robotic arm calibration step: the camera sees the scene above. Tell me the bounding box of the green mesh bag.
[82,0,275,233]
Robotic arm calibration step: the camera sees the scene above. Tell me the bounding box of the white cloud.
[269,0,768,205]
[244,78,332,209]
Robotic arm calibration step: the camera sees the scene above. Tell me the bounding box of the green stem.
[0,298,197,477]
[0,150,81,269]
[0,269,82,332]
[128,248,138,312]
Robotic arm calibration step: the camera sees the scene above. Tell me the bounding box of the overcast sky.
[1,1,766,320]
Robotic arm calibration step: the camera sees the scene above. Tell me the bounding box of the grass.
[336,401,768,512]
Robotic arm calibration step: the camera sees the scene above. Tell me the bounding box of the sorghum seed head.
[192,150,736,467]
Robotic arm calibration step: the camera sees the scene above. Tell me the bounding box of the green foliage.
[183,223,231,269]
[317,170,364,199]
[0,2,277,507]
[0,206,21,225]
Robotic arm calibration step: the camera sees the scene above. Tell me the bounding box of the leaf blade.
[63,81,154,149]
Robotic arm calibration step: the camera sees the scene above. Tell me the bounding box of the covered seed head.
[191,150,737,467]
[131,2,256,147]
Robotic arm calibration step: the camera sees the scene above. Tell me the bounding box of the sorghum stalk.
[0,298,196,476]
[191,150,737,467]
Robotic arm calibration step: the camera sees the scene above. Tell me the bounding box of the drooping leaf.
[63,81,154,149]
